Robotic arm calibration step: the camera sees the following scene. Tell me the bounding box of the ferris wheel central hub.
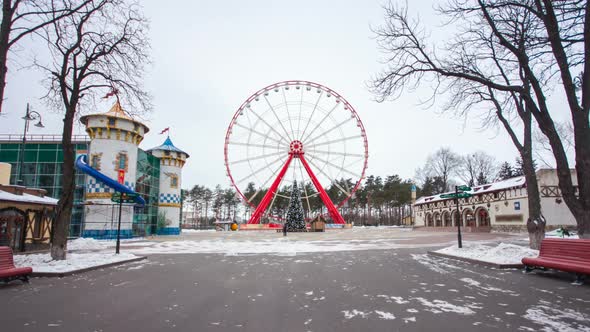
[289,140,304,155]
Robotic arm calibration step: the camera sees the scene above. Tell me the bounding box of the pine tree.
[285,180,306,231]
[497,162,514,180]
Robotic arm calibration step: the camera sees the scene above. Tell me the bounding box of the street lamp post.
[17,103,44,186]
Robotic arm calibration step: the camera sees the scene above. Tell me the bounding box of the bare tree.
[372,1,590,246]
[0,0,95,113]
[534,122,575,168]
[422,147,461,192]
[37,0,150,260]
[459,151,498,185]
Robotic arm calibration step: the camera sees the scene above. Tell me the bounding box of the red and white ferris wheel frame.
[224,80,369,223]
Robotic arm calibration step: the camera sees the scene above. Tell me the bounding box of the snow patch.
[377,295,409,304]
[523,304,590,332]
[374,311,396,320]
[436,242,538,265]
[14,252,138,273]
[342,310,369,319]
[460,278,517,295]
[413,297,475,315]
[67,238,108,251]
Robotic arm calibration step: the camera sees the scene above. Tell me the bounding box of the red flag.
[103,89,119,99]
[159,127,169,135]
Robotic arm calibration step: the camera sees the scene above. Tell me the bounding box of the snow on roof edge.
[414,176,526,205]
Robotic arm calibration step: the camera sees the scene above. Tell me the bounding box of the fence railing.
[0,134,90,143]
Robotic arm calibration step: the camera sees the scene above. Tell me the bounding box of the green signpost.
[111,192,138,204]
[441,185,474,249]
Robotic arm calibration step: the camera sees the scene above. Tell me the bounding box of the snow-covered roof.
[415,176,526,205]
[147,136,189,157]
[0,189,59,206]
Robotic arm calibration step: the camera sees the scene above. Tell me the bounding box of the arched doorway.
[442,210,452,227]
[463,208,475,227]
[0,207,27,251]
[475,207,490,227]
[434,212,442,227]
[425,213,433,226]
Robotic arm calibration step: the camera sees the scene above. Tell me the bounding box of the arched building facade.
[413,170,578,232]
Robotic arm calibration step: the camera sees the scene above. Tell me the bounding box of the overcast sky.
[1,0,529,190]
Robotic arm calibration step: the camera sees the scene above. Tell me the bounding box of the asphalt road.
[1,248,589,331]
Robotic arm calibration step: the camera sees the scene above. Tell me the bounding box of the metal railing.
[0,134,90,143]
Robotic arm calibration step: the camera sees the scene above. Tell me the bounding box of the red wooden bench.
[0,246,32,284]
[522,238,590,284]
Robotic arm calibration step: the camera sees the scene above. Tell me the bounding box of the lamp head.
[34,120,44,128]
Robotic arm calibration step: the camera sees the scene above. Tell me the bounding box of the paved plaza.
[1,229,589,331]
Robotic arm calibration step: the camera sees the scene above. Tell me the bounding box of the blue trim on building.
[82,229,134,240]
[157,227,180,235]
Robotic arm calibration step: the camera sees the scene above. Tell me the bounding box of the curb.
[31,256,147,278]
[427,251,523,269]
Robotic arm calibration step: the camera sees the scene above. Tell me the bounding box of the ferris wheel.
[224,80,369,224]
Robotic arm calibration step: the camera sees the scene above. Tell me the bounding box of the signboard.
[111,192,138,203]
[440,192,473,199]
[456,185,472,191]
[117,169,125,184]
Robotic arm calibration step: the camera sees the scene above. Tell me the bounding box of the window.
[164,150,170,156]
[116,152,127,171]
[170,174,178,188]
[90,153,101,170]
[108,117,116,126]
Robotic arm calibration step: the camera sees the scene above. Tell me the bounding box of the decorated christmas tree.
[285,180,306,231]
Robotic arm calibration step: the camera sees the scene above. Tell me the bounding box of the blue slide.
[75,155,146,205]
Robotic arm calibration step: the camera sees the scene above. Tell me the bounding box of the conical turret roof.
[147,136,189,157]
[80,101,149,133]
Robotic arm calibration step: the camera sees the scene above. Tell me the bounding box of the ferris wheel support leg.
[299,155,346,224]
[247,154,294,224]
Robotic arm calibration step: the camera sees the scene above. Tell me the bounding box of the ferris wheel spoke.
[305,157,352,197]
[247,156,289,203]
[306,153,361,178]
[233,122,288,147]
[306,117,354,145]
[301,102,339,143]
[264,95,293,142]
[228,141,281,150]
[230,150,285,165]
[307,135,363,149]
[237,155,286,184]
[282,89,296,138]
[296,87,304,138]
[299,91,323,141]
[308,150,364,158]
[297,159,313,213]
[248,106,292,147]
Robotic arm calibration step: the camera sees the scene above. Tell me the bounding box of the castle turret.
[147,136,189,235]
[80,101,149,239]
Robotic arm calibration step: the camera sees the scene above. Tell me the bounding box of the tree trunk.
[578,213,590,239]
[51,107,76,260]
[0,0,15,114]
[572,110,590,238]
[522,110,545,250]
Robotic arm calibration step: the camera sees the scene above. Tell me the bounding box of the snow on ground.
[67,237,109,251]
[523,300,590,332]
[435,242,538,265]
[127,237,443,255]
[14,252,138,273]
